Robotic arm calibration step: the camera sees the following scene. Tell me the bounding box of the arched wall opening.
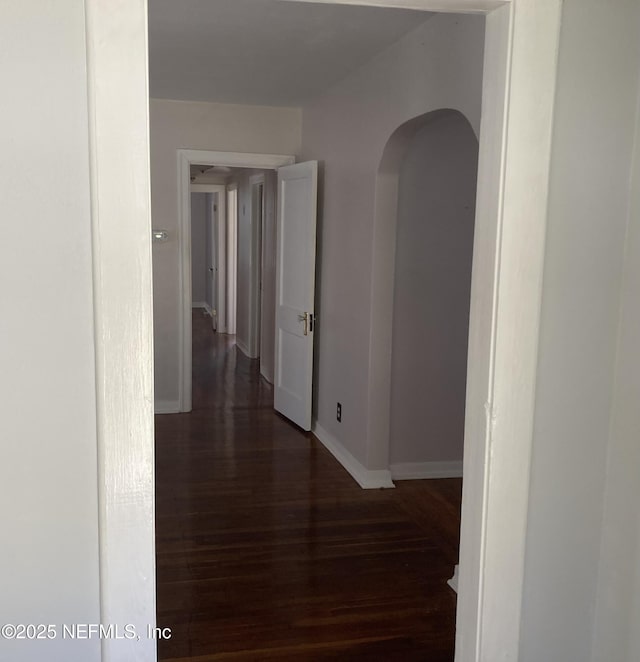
[366,109,479,475]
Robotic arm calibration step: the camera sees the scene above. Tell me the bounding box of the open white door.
[274,161,318,430]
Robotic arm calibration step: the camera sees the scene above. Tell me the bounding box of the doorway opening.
[176,150,295,413]
[189,179,227,331]
[380,109,480,593]
[371,109,479,482]
[81,0,564,660]
[188,163,284,408]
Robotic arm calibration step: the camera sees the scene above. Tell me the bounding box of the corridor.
[155,311,462,661]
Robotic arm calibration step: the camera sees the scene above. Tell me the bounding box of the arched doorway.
[366,109,479,475]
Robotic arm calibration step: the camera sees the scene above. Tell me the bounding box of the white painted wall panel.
[261,171,279,384]
[191,193,208,304]
[591,26,640,660]
[236,173,252,352]
[205,194,216,312]
[0,2,101,660]
[520,1,640,660]
[230,169,278,373]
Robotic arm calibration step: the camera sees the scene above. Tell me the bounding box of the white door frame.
[177,150,295,412]
[87,1,562,661]
[85,2,156,660]
[249,173,266,359]
[190,184,226,329]
[225,182,238,336]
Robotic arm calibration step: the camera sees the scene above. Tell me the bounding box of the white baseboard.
[448,564,459,593]
[312,422,395,489]
[235,338,255,358]
[390,460,463,480]
[192,301,214,317]
[155,400,180,415]
[260,369,274,385]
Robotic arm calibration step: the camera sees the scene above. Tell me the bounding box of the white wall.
[151,99,301,405]
[520,1,640,660]
[591,41,640,662]
[205,194,216,313]
[301,13,484,466]
[190,193,208,304]
[232,169,278,379]
[0,2,101,661]
[261,170,278,384]
[390,111,478,465]
[235,171,252,354]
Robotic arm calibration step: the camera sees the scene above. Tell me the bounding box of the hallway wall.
[520,1,640,660]
[389,112,478,467]
[301,12,484,467]
[260,170,279,384]
[205,194,216,314]
[151,99,301,407]
[232,168,278,382]
[191,192,208,304]
[592,88,640,661]
[235,171,256,356]
[0,2,101,660]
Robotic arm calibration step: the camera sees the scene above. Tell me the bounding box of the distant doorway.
[176,150,295,412]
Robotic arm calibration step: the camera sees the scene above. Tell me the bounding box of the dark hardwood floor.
[155,310,462,661]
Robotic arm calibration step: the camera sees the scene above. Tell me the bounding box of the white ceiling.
[148,0,432,106]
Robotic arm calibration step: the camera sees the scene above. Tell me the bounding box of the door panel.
[274,161,318,430]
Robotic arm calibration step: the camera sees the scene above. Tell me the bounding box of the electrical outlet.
[337,402,342,422]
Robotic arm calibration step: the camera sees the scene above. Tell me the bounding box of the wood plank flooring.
[155,310,462,661]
